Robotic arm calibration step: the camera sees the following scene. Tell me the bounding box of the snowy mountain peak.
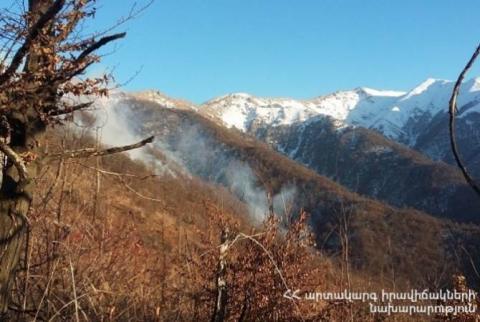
[402,78,450,100]
[198,77,480,142]
[465,77,480,92]
[354,87,406,97]
[201,92,318,131]
[227,92,253,99]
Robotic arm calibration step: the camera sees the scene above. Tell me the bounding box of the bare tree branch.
[47,135,154,160]
[0,0,65,86]
[72,162,164,202]
[0,140,28,187]
[74,162,161,180]
[59,33,126,81]
[76,32,126,63]
[449,43,480,197]
[48,102,93,116]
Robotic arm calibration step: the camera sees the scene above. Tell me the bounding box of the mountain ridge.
[198,77,480,141]
[129,77,480,147]
[95,78,480,222]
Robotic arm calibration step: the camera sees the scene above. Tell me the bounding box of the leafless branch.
[449,43,480,197]
[116,175,164,203]
[0,139,28,187]
[47,135,154,160]
[87,0,153,39]
[74,162,161,180]
[48,102,94,116]
[76,32,126,62]
[59,33,126,81]
[0,0,65,86]
[72,162,164,202]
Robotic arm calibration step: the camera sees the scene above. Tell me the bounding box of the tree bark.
[0,0,51,316]
[0,105,47,318]
[211,228,229,322]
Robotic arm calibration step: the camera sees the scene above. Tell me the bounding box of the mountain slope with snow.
[88,77,480,221]
[196,78,480,180]
[179,77,480,220]
[89,82,480,222]
[199,78,480,144]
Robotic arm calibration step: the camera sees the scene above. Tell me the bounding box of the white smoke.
[273,186,297,217]
[224,161,269,221]
[92,96,298,222]
[96,101,145,161]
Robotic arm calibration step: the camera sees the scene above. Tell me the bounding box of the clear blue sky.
[92,0,480,103]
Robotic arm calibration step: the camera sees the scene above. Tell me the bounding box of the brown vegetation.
[5,128,366,321]
[0,0,154,314]
[120,101,480,289]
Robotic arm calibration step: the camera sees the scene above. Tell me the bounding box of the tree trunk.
[211,229,229,322]
[0,112,47,318]
[0,121,46,312]
[0,0,52,316]
[0,180,34,315]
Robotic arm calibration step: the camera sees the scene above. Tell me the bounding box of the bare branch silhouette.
[449,43,480,196]
[47,136,154,160]
[48,102,94,116]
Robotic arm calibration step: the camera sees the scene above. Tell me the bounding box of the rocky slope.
[253,118,480,222]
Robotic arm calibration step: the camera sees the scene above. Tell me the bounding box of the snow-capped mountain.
[97,78,480,179]
[199,78,480,142]
[200,87,407,134]
[197,78,480,176]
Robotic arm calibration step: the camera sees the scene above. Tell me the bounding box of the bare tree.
[0,0,153,315]
[449,43,480,197]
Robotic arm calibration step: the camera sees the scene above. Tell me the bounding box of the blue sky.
[92,0,480,103]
